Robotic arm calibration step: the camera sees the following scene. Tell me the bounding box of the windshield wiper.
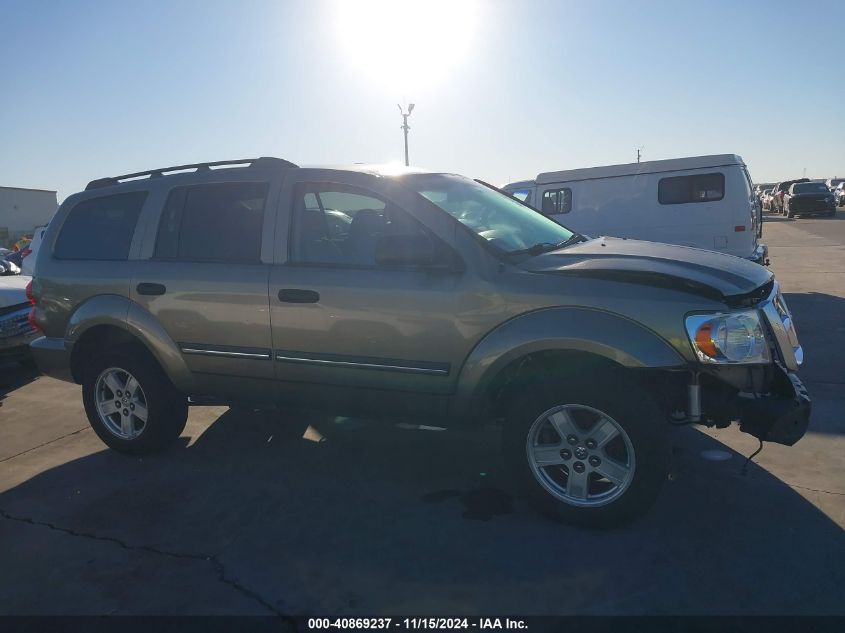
[508,233,586,257]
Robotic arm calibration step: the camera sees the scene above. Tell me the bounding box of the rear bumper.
[29,336,75,383]
[0,306,38,362]
[0,332,38,362]
[749,244,768,265]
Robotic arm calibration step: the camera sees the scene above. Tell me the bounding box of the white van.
[504,154,767,263]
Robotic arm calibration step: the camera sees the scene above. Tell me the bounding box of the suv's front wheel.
[505,373,669,527]
[82,351,188,454]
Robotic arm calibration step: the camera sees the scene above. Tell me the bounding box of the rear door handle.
[278,289,320,303]
[136,283,167,296]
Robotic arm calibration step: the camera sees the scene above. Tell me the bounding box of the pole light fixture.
[398,103,415,166]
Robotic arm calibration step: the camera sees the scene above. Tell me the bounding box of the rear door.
[132,175,281,398]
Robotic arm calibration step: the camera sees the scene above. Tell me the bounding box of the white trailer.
[504,154,766,263]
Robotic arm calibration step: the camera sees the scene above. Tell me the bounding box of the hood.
[0,275,31,309]
[521,237,773,302]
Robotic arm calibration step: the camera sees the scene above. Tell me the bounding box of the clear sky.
[1,0,843,201]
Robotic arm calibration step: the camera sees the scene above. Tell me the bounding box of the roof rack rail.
[85,157,298,191]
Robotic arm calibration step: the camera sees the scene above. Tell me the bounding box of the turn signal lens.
[694,322,718,358]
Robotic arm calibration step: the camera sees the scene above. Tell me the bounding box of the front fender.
[450,307,686,422]
[66,295,194,394]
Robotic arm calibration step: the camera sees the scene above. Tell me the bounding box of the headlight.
[685,310,770,364]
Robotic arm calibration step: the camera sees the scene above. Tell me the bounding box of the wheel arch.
[66,295,193,393]
[450,307,686,424]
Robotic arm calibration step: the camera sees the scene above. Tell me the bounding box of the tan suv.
[29,157,811,526]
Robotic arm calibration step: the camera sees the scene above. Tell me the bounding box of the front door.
[268,176,467,415]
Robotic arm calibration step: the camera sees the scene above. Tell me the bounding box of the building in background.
[0,186,58,248]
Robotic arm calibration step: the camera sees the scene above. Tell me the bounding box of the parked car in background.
[760,187,774,211]
[824,178,844,192]
[834,182,845,208]
[784,182,837,218]
[0,275,38,364]
[503,154,767,263]
[28,157,810,527]
[0,259,21,276]
[772,179,810,215]
[754,183,775,200]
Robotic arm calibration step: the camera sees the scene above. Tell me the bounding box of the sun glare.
[334,0,478,94]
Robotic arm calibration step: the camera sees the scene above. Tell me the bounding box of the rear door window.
[155,182,269,263]
[658,173,725,205]
[54,191,147,260]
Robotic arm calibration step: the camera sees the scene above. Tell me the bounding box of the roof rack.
[85,157,298,191]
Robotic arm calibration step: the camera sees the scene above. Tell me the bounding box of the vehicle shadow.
[0,362,40,410]
[784,291,844,370]
[1,405,843,615]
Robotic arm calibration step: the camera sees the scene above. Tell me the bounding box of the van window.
[658,173,725,205]
[540,188,572,214]
[510,189,532,204]
[54,191,147,260]
[155,182,268,262]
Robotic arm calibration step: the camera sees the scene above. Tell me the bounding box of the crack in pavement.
[0,506,297,626]
[0,427,91,463]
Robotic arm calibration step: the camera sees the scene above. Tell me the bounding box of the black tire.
[504,371,669,528]
[83,351,188,454]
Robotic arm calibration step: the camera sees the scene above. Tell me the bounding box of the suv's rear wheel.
[83,352,188,454]
[505,373,668,527]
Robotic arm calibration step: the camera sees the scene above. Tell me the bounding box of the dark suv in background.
[772,178,810,214]
[783,182,837,217]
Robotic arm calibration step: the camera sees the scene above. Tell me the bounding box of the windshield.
[409,175,575,255]
[793,183,830,194]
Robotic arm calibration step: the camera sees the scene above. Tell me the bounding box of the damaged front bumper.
[734,364,811,446]
[678,362,811,447]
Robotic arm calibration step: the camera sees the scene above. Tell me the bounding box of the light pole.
[398,103,415,166]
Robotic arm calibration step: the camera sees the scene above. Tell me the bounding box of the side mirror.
[375,233,437,267]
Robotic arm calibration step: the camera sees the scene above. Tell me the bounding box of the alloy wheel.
[94,367,149,440]
[526,404,636,507]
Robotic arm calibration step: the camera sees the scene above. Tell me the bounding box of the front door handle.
[278,289,320,304]
[136,282,167,296]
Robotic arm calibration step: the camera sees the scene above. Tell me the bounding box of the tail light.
[25,280,41,333]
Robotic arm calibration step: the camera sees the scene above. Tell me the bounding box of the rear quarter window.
[54,191,147,260]
[658,173,725,205]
